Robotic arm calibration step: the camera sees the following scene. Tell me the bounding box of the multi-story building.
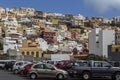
[54,35,64,42]
[71,31,80,40]
[18,8,35,16]
[72,14,84,26]
[0,6,5,13]
[37,38,48,51]
[115,31,120,45]
[3,37,18,54]
[59,24,67,31]
[113,16,120,24]
[34,11,44,19]
[108,30,120,61]
[89,28,115,58]
[41,31,56,44]
[108,45,120,61]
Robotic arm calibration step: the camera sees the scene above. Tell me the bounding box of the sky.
[0,0,120,18]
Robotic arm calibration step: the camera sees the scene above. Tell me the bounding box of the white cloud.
[84,0,120,14]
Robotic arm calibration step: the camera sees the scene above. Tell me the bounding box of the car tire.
[30,73,37,79]
[113,72,120,80]
[56,73,64,80]
[82,72,90,80]
[14,69,18,74]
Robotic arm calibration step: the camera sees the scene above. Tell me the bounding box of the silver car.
[28,62,68,80]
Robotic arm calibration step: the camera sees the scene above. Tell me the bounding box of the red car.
[22,63,33,75]
[55,60,70,69]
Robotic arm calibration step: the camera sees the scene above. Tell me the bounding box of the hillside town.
[1,5,120,80]
[0,6,120,62]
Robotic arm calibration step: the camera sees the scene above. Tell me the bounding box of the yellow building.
[17,25,23,33]
[51,18,58,25]
[8,13,17,18]
[19,47,42,58]
[19,39,42,58]
[78,20,84,27]
[1,13,7,18]
[112,45,120,52]
[59,24,67,31]
[66,31,72,39]
[69,28,81,33]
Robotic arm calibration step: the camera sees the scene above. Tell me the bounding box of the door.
[91,61,113,77]
[33,64,46,77]
[44,64,57,78]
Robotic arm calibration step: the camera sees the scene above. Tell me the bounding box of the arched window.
[22,51,24,55]
[36,52,39,58]
[31,52,34,56]
[26,51,29,55]
[116,48,119,52]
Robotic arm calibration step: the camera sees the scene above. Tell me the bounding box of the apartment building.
[89,28,115,58]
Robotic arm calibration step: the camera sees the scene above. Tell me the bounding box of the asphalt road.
[0,70,112,80]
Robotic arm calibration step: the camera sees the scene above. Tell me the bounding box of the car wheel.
[56,73,64,80]
[14,69,18,74]
[82,72,90,80]
[113,72,120,80]
[30,73,37,79]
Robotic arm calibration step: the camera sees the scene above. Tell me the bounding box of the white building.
[72,14,85,26]
[37,38,48,51]
[26,28,36,35]
[89,28,115,58]
[113,16,120,24]
[48,44,58,52]
[54,35,64,42]
[0,7,5,13]
[3,37,18,54]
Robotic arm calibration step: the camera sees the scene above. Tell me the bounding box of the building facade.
[108,45,120,61]
[89,28,115,58]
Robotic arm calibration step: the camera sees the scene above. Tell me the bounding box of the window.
[31,52,34,56]
[45,64,54,69]
[94,62,102,67]
[16,62,23,66]
[33,64,44,69]
[26,52,29,55]
[102,62,111,67]
[36,52,39,57]
[22,51,24,55]
[116,48,119,52]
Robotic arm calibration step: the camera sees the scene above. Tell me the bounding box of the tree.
[87,54,107,61]
[73,48,78,55]
[0,41,3,50]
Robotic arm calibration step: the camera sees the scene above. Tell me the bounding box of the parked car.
[61,60,87,69]
[68,60,120,80]
[54,60,70,69]
[13,61,31,74]
[21,63,33,75]
[0,60,11,69]
[28,62,68,80]
[4,60,16,71]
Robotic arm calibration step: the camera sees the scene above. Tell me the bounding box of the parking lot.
[0,69,112,80]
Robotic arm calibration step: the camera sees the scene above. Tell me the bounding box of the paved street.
[0,70,27,80]
[0,70,112,80]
